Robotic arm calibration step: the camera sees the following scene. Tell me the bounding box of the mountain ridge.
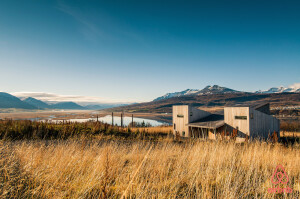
[153,84,300,101]
[153,85,241,101]
[0,92,37,109]
[256,86,300,94]
[23,97,51,109]
[0,93,129,110]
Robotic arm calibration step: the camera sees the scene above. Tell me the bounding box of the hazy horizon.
[2,82,299,104]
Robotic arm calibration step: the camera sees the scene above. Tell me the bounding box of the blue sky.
[0,0,299,103]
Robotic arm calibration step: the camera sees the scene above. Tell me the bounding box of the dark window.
[177,114,184,118]
[182,131,185,136]
[235,116,247,120]
[190,112,193,116]
[174,123,176,130]
[250,113,254,119]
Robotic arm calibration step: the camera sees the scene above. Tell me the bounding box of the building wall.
[172,105,190,137]
[172,105,211,137]
[224,107,250,137]
[249,108,280,140]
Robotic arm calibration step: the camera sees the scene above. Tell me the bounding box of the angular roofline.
[224,102,269,109]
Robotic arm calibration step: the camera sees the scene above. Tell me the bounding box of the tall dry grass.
[130,126,172,134]
[1,139,299,198]
[0,120,171,141]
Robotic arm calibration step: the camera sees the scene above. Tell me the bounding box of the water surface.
[41,115,168,127]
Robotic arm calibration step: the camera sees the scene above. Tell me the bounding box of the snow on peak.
[153,85,240,101]
[256,83,300,93]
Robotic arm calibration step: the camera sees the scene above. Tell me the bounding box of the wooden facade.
[173,103,280,141]
[172,105,210,137]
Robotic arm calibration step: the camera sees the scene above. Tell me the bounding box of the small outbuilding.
[172,103,280,141]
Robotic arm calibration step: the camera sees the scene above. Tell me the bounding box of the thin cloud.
[11,92,136,104]
[56,0,106,40]
[289,83,300,89]
[56,0,146,44]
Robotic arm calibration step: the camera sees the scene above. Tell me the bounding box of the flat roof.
[184,103,270,129]
[187,114,225,129]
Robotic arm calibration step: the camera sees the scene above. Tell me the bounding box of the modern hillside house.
[172,103,280,141]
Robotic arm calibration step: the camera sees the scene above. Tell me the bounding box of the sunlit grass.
[0,120,299,198]
[1,139,299,198]
[130,126,172,134]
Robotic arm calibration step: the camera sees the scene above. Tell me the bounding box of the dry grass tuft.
[130,126,172,134]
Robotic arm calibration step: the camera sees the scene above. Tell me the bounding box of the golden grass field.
[1,137,300,198]
[0,120,299,199]
[131,126,300,138]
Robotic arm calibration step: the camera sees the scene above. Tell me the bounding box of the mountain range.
[256,86,300,94]
[1,84,299,110]
[0,92,126,110]
[153,85,300,101]
[109,92,300,114]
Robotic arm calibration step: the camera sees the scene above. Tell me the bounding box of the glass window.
[235,116,247,120]
[177,114,184,118]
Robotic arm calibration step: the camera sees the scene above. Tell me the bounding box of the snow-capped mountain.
[153,83,300,102]
[256,84,300,94]
[153,85,240,101]
[197,85,239,95]
[153,89,199,101]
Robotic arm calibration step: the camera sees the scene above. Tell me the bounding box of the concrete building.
[172,103,280,141]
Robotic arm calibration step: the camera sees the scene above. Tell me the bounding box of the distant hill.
[49,102,86,110]
[84,104,128,110]
[22,97,125,110]
[84,104,107,110]
[0,93,123,110]
[0,92,37,109]
[23,97,86,110]
[23,97,50,109]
